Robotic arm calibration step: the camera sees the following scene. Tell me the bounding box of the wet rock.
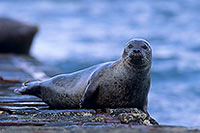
[107,108,141,117]
[30,109,96,118]
[31,112,106,123]
[0,76,21,84]
[45,122,77,127]
[9,108,158,126]
[107,108,158,126]
[0,121,47,126]
[118,113,158,125]
[82,122,111,127]
[0,107,12,114]
[0,126,192,133]
[0,18,38,54]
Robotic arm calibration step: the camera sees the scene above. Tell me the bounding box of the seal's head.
[122,39,152,68]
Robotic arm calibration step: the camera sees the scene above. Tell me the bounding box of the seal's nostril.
[133,49,140,53]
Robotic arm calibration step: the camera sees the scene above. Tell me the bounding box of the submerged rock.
[0,18,38,54]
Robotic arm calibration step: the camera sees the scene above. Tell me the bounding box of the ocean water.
[1,0,200,128]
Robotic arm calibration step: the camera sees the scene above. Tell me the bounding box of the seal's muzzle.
[123,39,152,66]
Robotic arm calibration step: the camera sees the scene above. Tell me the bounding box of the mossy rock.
[107,108,158,125]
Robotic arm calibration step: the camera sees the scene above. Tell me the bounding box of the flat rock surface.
[0,54,196,132]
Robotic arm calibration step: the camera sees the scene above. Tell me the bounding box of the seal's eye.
[128,45,133,49]
[142,45,148,49]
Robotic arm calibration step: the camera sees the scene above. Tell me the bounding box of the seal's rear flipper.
[14,85,30,95]
[14,88,25,95]
[14,81,41,95]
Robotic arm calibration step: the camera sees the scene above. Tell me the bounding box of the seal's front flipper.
[142,99,150,116]
[14,81,41,96]
[80,80,99,108]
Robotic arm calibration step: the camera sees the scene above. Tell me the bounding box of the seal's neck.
[114,58,151,88]
[118,58,151,74]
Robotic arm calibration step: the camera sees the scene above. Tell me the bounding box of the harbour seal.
[14,38,152,113]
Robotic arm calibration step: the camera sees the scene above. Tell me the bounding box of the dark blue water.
[1,0,200,128]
